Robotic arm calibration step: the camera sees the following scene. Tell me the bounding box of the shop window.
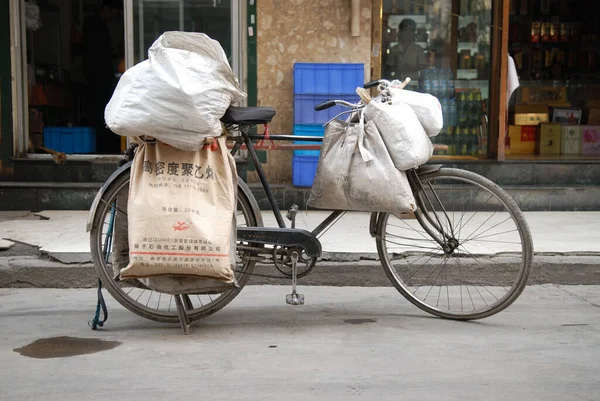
[382,0,493,159]
[133,0,232,65]
[508,0,600,159]
[24,0,233,157]
[26,0,126,155]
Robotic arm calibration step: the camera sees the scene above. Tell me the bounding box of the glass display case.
[382,0,493,159]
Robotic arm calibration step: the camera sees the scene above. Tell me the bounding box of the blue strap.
[89,278,108,330]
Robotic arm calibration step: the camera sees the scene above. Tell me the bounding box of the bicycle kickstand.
[174,294,191,335]
[286,251,304,305]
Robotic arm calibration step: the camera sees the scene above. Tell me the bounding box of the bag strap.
[88,278,108,330]
[356,111,373,162]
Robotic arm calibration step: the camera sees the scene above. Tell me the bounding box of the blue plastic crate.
[292,155,319,187]
[293,124,325,157]
[43,126,96,154]
[294,93,361,124]
[294,63,364,94]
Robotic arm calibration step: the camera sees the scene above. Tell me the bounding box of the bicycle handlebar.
[314,100,337,111]
[314,99,359,111]
[313,77,412,111]
[363,80,380,89]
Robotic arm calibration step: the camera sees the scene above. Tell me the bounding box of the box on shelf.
[537,123,562,155]
[456,69,478,80]
[507,125,537,155]
[587,108,600,125]
[514,113,549,126]
[513,105,549,126]
[292,155,319,187]
[519,86,568,105]
[514,105,549,113]
[552,108,582,124]
[293,124,324,157]
[582,126,600,156]
[561,125,582,155]
[43,126,96,154]
[293,63,364,95]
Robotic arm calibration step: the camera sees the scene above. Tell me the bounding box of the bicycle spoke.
[462,227,519,243]
[421,266,444,299]
[384,236,441,252]
[387,220,431,241]
[456,193,494,237]
[134,289,146,302]
[461,211,500,242]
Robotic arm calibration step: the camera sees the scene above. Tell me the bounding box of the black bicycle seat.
[221,106,276,125]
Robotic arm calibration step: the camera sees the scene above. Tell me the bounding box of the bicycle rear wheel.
[376,168,533,320]
[89,171,261,323]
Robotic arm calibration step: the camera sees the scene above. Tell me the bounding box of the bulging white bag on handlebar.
[363,98,433,171]
[105,32,246,151]
[388,86,443,137]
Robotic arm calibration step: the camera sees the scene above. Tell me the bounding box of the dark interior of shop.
[25,0,231,156]
[508,0,600,159]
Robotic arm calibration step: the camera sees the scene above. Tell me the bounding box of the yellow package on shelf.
[538,123,562,155]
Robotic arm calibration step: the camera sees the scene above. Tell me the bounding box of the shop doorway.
[19,0,242,157]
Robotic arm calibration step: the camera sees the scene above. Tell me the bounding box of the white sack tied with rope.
[105,32,246,151]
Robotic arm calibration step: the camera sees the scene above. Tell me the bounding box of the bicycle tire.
[376,168,533,320]
[89,170,261,324]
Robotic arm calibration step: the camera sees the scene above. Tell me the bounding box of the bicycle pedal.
[285,204,300,221]
[286,292,305,305]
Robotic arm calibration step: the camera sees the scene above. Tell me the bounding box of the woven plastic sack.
[307,115,416,213]
[363,99,433,171]
[111,151,239,295]
[105,32,246,151]
[120,136,237,284]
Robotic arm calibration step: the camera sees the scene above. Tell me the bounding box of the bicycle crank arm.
[237,227,322,258]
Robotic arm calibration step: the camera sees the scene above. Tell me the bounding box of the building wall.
[0,0,14,177]
[254,0,373,183]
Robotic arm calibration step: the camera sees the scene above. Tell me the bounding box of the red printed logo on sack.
[172,221,191,231]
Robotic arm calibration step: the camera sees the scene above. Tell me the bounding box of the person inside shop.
[83,0,123,154]
[385,18,429,81]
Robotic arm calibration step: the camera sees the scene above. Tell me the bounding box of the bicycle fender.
[86,161,132,232]
[369,212,380,238]
[237,178,264,228]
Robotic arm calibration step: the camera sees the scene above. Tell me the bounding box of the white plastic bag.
[105,32,246,151]
[388,86,443,137]
[363,99,433,171]
[307,116,416,213]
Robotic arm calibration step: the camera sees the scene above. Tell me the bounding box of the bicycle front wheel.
[376,168,533,320]
[89,170,261,324]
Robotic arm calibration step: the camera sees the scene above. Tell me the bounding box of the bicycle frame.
[229,129,346,239]
[228,120,453,250]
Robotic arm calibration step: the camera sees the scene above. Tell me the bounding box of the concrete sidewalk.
[0,210,599,287]
[1,285,600,400]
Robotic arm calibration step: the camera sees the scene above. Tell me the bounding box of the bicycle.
[87,78,533,333]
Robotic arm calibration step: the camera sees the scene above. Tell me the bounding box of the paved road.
[1,285,599,401]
